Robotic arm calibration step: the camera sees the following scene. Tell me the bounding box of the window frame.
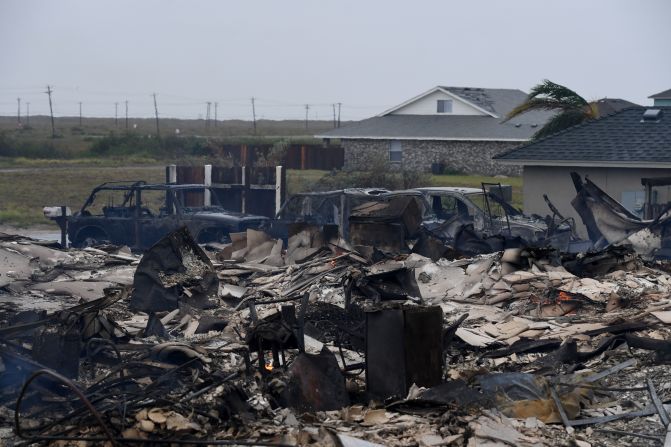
[389,140,402,162]
[436,99,453,114]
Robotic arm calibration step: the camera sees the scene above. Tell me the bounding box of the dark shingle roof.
[494,107,671,165]
[594,98,640,117]
[650,89,671,99]
[316,87,554,141]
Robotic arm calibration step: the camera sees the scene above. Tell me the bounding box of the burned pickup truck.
[415,186,576,255]
[262,188,430,255]
[263,188,392,241]
[263,185,577,259]
[46,181,269,249]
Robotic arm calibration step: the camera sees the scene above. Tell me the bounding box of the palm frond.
[527,80,589,108]
[504,98,583,121]
[503,79,589,122]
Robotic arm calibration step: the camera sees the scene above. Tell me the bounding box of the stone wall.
[343,139,522,176]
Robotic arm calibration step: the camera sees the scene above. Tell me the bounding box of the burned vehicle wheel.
[197,228,230,244]
[73,227,110,248]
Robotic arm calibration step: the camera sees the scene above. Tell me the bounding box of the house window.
[389,140,402,162]
[437,99,453,113]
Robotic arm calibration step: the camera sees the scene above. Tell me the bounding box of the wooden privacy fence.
[167,164,287,218]
[217,144,343,170]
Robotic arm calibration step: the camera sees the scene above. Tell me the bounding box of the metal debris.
[1,217,671,446]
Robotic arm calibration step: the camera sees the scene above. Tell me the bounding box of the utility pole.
[152,93,160,139]
[78,102,82,127]
[251,97,257,135]
[125,100,129,130]
[332,103,336,128]
[304,104,309,130]
[337,102,341,128]
[205,102,211,128]
[46,85,55,138]
[214,102,218,127]
[26,102,30,126]
[114,102,119,127]
[17,98,21,124]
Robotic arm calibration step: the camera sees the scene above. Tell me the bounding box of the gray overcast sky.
[1,0,669,120]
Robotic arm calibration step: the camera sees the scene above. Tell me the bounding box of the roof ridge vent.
[641,108,662,122]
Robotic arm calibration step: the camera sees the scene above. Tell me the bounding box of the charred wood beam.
[647,378,670,427]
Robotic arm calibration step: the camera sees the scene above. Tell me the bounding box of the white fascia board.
[496,159,671,169]
[376,86,444,117]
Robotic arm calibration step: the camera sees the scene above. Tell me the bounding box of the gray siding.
[523,166,671,238]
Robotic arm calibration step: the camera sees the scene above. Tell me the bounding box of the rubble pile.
[2,227,671,446]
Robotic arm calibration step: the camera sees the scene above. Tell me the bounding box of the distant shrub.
[89,133,217,158]
[90,133,159,156]
[312,159,429,191]
[255,139,289,167]
[0,133,69,158]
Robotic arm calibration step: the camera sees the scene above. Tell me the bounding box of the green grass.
[286,169,328,195]
[0,165,166,227]
[0,162,523,228]
[0,206,37,228]
[0,165,328,227]
[0,156,163,169]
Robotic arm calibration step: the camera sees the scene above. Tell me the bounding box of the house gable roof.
[378,86,498,118]
[494,107,671,168]
[650,89,671,99]
[316,86,554,141]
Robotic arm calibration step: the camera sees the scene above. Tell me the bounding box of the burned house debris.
[3,173,671,446]
[571,172,671,259]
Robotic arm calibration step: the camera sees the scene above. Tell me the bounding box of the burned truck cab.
[50,181,268,250]
[416,186,573,252]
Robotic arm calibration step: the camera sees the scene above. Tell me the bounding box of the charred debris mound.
[1,227,671,446]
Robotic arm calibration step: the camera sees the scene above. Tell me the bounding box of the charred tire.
[197,228,231,244]
[73,227,110,248]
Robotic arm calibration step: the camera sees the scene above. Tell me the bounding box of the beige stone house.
[494,106,671,238]
[315,86,553,175]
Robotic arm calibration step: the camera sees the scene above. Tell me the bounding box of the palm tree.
[504,80,597,140]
